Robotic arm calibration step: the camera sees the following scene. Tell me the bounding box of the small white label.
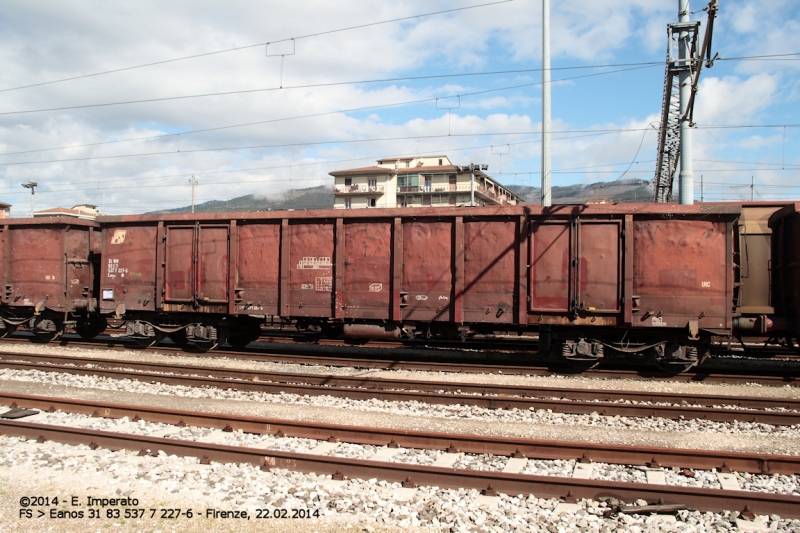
[238,304,264,311]
[415,295,428,301]
[651,317,666,327]
[107,258,128,278]
[301,283,313,290]
[297,257,331,270]
[369,283,383,292]
[438,295,449,301]
[701,281,711,288]
[45,275,55,281]
[102,289,114,300]
[111,229,126,244]
[315,277,332,292]
[70,278,80,285]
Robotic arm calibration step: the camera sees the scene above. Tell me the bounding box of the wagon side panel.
[528,221,570,313]
[288,222,334,317]
[196,226,229,304]
[100,225,158,313]
[463,219,515,324]
[8,227,65,311]
[236,222,280,316]
[632,218,730,330]
[401,220,453,322]
[343,221,392,320]
[65,226,93,308]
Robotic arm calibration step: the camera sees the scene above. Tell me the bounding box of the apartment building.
[330,155,525,209]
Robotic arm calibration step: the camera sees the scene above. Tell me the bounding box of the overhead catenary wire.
[0,118,796,170]
[0,0,514,94]
[0,130,615,195]
[0,64,658,118]
[0,52,794,120]
[0,52,794,157]
[0,65,660,168]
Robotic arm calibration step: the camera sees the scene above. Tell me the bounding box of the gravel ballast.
[9,405,798,496]
[2,434,799,533]
[2,367,798,440]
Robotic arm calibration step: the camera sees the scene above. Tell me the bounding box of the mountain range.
[151,178,654,214]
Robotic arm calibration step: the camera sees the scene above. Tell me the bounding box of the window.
[398,175,419,187]
[398,197,409,207]
[405,161,410,168]
[345,198,352,209]
[439,159,443,165]
[422,196,431,206]
[368,178,377,188]
[367,198,376,208]
[344,178,352,186]
[448,174,457,186]
[448,195,457,205]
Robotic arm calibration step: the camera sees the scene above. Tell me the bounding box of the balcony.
[396,183,510,205]
[333,184,384,195]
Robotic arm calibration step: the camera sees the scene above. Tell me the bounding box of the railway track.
[1,393,799,519]
[4,392,799,475]
[2,334,799,387]
[1,351,798,425]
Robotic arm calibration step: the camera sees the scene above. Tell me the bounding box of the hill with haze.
[151,179,654,214]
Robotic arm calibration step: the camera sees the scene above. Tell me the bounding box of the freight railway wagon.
[0,217,101,341]
[84,202,794,372]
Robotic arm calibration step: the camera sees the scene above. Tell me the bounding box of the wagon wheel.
[169,329,189,348]
[76,317,107,340]
[0,323,17,338]
[651,343,699,374]
[30,316,64,343]
[560,340,603,371]
[131,331,166,348]
[227,324,261,348]
[190,329,228,353]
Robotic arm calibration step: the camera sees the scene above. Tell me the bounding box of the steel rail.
[1,419,798,518]
[1,355,799,425]
[1,351,798,411]
[2,335,798,387]
[2,392,798,475]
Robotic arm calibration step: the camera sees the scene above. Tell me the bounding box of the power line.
[717,52,800,61]
[696,158,800,169]
[0,66,658,168]
[0,54,794,157]
[3,51,797,118]
[0,131,616,196]
[0,128,625,168]
[0,116,797,170]
[0,0,513,94]
[0,63,656,117]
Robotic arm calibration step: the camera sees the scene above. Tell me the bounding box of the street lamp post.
[466,163,488,207]
[21,181,38,216]
[189,175,198,213]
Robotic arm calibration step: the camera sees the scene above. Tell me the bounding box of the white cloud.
[694,73,779,124]
[0,0,796,213]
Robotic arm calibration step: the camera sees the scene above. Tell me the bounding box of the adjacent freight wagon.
[87,202,794,372]
[0,217,101,341]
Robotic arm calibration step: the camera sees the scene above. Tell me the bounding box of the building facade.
[33,204,98,220]
[330,156,524,209]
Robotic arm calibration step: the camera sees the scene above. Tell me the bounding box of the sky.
[0,0,798,215]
